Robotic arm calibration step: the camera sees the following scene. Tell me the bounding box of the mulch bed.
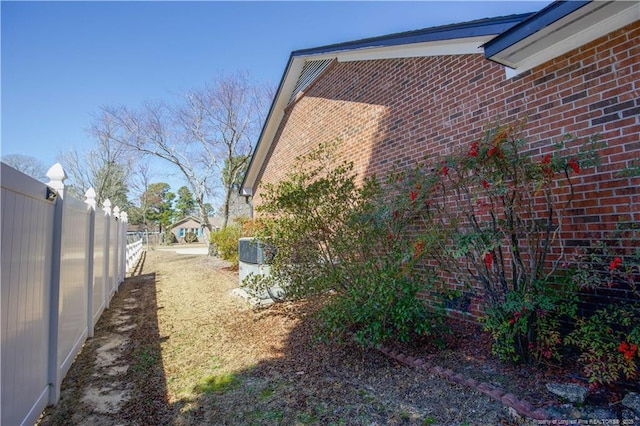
[390,315,639,416]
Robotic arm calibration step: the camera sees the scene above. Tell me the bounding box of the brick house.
[241,1,639,316]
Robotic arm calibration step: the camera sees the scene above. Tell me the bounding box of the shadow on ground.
[38,251,171,425]
[40,251,511,426]
[162,301,510,426]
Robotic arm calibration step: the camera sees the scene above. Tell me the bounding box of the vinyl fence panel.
[126,238,143,271]
[92,212,108,329]
[55,195,91,393]
[1,164,55,426]
[0,162,141,425]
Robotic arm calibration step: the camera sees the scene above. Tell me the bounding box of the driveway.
[154,244,209,255]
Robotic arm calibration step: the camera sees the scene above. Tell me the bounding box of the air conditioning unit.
[237,237,283,302]
[238,237,271,266]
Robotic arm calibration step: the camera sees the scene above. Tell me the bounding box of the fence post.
[85,188,97,338]
[45,163,66,405]
[103,199,112,308]
[121,212,128,280]
[113,206,121,288]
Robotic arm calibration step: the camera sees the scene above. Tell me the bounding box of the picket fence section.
[1,162,143,426]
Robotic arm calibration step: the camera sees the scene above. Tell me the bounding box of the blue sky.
[2,0,551,193]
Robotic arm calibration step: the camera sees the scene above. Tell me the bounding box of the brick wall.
[254,21,640,317]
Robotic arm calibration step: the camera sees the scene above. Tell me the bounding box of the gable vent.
[289,59,333,103]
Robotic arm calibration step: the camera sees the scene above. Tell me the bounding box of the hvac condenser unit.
[238,237,271,282]
[238,237,283,301]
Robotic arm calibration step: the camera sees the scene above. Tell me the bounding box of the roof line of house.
[240,13,533,197]
[485,0,639,71]
[483,1,589,60]
[169,215,214,227]
[291,14,532,58]
[241,0,640,198]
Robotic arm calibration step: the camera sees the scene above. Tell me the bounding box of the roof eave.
[240,14,533,197]
[485,0,640,72]
[240,52,303,197]
[483,1,590,61]
[292,14,531,58]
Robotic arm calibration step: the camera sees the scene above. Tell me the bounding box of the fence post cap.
[113,206,120,219]
[46,163,67,198]
[102,199,112,215]
[46,163,66,181]
[85,188,97,209]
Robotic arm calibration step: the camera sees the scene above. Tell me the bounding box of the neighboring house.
[171,197,251,244]
[169,216,216,243]
[241,1,639,316]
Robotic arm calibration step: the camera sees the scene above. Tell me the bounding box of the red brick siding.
[254,21,640,316]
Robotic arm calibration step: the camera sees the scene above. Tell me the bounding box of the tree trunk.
[196,194,216,256]
[221,185,231,229]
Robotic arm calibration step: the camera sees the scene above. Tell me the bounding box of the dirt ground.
[36,249,525,426]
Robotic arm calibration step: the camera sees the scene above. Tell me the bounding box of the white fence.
[1,162,143,426]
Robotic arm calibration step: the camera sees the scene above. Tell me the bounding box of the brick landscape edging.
[375,344,550,421]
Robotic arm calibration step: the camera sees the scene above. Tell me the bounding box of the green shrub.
[210,225,243,267]
[406,120,601,363]
[564,230,640,385]
[482,278,577,364]
[565,305,639,386]
[252,141,444,346]
[317,264,443,346]
[184,231,198,243]
[164,230,177,244]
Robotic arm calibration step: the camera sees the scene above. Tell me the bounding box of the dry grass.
[39,250,516,426]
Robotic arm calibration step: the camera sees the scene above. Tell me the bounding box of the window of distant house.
[178,228,185,237]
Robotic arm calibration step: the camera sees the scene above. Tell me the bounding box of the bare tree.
[1,154,47,181]
[98,100,217,233]
[128,160,155,227]
[96,71,272,232]
[177,71,269,228]
[218,154,252,220]
[58,113,133,207]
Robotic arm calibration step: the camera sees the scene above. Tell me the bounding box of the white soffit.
[242,35,498,196]
[332,36,493,62]
[240,57,306,196]
[500,1,639,75]
[289,59,334,103]
[242,14,530,196]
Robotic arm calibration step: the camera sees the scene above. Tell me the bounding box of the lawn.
[37,250,513,426]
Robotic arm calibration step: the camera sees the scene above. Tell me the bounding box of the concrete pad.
[230,287,274,306]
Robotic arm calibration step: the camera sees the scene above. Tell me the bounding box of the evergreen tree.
[176,186,196,218]
[142,183,175,232]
